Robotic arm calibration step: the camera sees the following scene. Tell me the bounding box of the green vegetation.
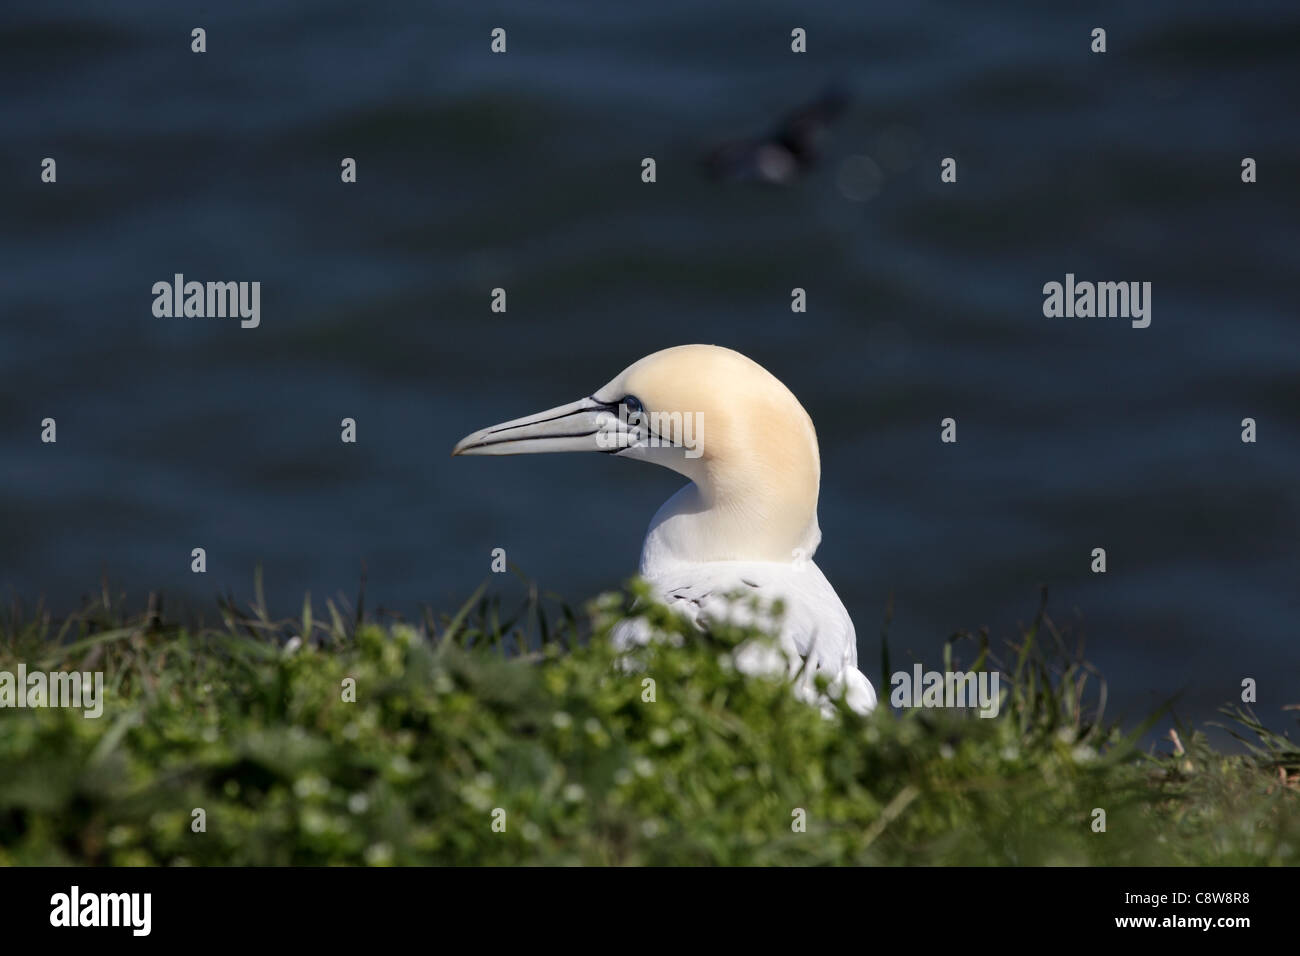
[1,578,1296,865]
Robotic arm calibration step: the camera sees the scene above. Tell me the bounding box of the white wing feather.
[612,559,877,715]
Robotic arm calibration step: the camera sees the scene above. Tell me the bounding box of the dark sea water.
[2,1,1298,735]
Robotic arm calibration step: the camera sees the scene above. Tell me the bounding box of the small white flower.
[734,640,786,678]
[364,842,394,865]
[293,774,328,798]
[562,783,585,803]
[389,755,413,776]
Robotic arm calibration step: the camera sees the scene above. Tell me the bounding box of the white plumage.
[615,558,877,716]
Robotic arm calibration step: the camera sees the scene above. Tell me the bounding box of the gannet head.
[453,345,823,563]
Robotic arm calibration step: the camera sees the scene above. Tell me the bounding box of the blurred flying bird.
[453,345,877,715]
[701,85,851,184]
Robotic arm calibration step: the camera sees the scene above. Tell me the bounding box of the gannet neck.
[638,479,823,576]
[619,346,823,570]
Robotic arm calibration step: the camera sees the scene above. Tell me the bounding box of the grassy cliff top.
[1,580,1296,865]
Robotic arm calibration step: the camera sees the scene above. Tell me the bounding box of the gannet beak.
[452,396,624,457]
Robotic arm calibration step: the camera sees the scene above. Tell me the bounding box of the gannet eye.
[621,395,644,415]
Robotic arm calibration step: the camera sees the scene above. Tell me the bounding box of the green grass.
[1,577,1296,865]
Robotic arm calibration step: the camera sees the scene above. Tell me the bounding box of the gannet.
[451,345,877,715]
